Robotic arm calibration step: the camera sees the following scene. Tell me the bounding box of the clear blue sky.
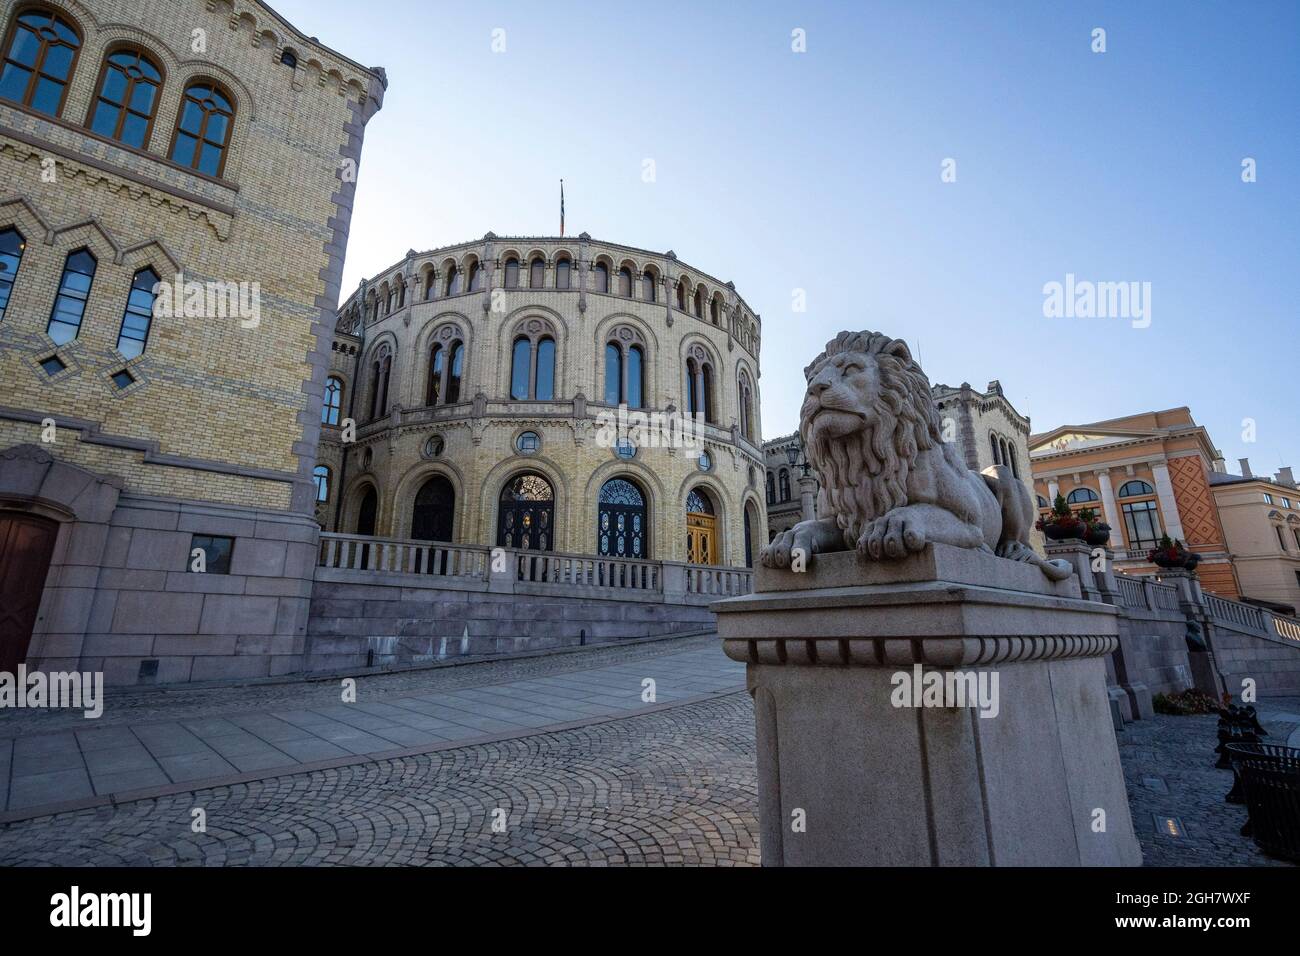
[275,0,1298,474]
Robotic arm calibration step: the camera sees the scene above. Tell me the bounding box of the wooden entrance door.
[686,513,717,565]
[0,512,58,673]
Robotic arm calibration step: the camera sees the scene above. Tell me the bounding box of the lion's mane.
[800,331,943,546]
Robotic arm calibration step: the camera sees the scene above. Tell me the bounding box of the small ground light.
[1154,815,1185,837]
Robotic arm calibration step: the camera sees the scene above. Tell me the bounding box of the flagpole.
[560,179,565,237]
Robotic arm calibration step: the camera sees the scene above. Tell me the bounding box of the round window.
[423,434,445,459]
[698,450,712,472]
[516,431,541,454]
[614,438,636,460]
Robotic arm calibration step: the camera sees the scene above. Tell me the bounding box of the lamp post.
[784,441,817,522]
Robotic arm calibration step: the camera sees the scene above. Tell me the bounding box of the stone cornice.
[720,633,1119,668]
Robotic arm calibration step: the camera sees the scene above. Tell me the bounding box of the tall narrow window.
[424,272,435,299]
[766,471,776,506]
[535,338,555,400]
[446,341,463,403]
[445,266,459,296]
[322,376,343,425]
[530,257,545,288]
[46,249,96,345]
[701,363,714,422]
[710,297,719,325]
[555,258,570,289]
[676,281,686,310]
[0,9,81,116]
[369,349,392,420]
[0,227,25,321]
[627,345,643,409]
[779,469,791,502]
[594,263,609,293]
[89,48,161,148]
[313,465,330,503]
[641,273,656,302]
[170,82,234,177]
[693,288,703,317]
[115,266,158,358]
[604,343,621,405]
[618,267,633,297]
[510,337,531,400]
[467,261,482,291]
[504,257,520,288]
[685,358,697,415]
[427,343,443,406]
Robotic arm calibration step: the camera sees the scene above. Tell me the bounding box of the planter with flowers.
[1075,507,1112,547]
[1147,535,1202,571]
[1036,494,1086,541]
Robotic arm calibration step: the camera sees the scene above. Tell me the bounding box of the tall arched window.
[446,341,463,404]
[529,256,545,288]
[598,477,647,559]
[497,473,555,551]
[738,372,755,442]
[676,280,686,310]
[617,267,633,297]
[169,81,235,177]
[428,343,444,406]
[990,433,1001,466]
[709,297,720,325]
[368,346,392,420]
[504,257,520,288]
[423,270,436,300]
[47,248,96,345]
[627,345,643,409]
[312,465,330,503]
[444,265,460,296]
[535,337,555,400]
[396,281,405,309]
[466,260,482,291]
[0,227,26,322]
[0,9,81,116]
[701,363,715,422]
[594,263,609,293]
[116,267,158,358]
[510,337,531,401]
[641,272,656,302]
[322,376,343,425]
[685,357,698,416]
[779,469,791,502]
[555,257,571,289]
[427,332,465,406]
[766,471,776,506]
[693,288,703,317]
[89,48,162,148]
[604,343,621,405]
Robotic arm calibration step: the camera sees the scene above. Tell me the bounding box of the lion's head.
[799,331,942,545]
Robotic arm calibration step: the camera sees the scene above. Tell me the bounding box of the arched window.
[0,9,81,117]
[598,477,647,558]
[709,297,719,325]
[446,341,463,404]
[280,48,297,69]
[1118,480,1156,498]
[396,281,405,308]
[693,287,703,317]
[312,465,330,503]
[116,267,158,358]
[423,271,436,300]
[779,469,791,502]
[676,280,686,311]
[642,272,656,302]
[504,257,520,289]
[604,343,621,405]
[990,433,1001,466]
[1036,495,1049,509]
[701,363,715,423]
[411,474,455,544]
[428,343,443,406]
[368,346,392,420]
[322,376,343,425]
[47,248,96,344]
[685,357,697,417]
[738,373,755,442]
[535,337,555,400]
[355,486,377,536]
[627,345,643,409]
[744,504,756,569]
[1066,488,1100,505]
[170,81,235,177]
[0,227,27,322]
[594,262,609,293]
[529,256,545,288]
[466,260,482,291]
[685,487,716,564]
[555,257,571,289]
[766,471,776,506]
[618,267,633,297]
[497,473,555,551]
[444,265,460,296]
[89,48,162,148]
[510,337,531,400]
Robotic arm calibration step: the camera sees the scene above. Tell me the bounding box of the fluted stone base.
[713,544,1142,867]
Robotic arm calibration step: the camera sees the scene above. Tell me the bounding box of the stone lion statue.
[761,330,1071,581]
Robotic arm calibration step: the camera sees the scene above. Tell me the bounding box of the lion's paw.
[857,512,926,560]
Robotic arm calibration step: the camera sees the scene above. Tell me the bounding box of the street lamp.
[784,441,811,477]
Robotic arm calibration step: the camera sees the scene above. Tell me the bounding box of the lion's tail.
[1033,556,1073,582]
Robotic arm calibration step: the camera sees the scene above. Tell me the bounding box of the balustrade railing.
[319,533,490,577]
[513,551,661,592]
[686,565,753,597]
[1117,575,1147,609]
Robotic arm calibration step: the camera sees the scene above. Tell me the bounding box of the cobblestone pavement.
[0,634,720,739]
[1119,699,1300,867]
[0,680,1294,866]
[0,694,761,866]
[0,639,743,813]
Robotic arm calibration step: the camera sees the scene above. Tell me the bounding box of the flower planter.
[1043,521,1085,541]
[1084,524,1111,547]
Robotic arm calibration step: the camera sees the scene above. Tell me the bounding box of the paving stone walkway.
[0,636,1295,866]
[0,637,743,816]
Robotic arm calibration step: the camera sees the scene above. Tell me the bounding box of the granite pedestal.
[714,544,1142,867]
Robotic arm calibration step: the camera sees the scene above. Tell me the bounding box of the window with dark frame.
[0,9,81,116]
[88,48,162,149]
[188,534,234,574]
[0,227,25,321]
[47,248,96,345]
[169,81,234,177]
[116,266,158,358]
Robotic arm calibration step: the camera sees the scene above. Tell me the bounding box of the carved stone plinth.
[713,544,1142,867]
